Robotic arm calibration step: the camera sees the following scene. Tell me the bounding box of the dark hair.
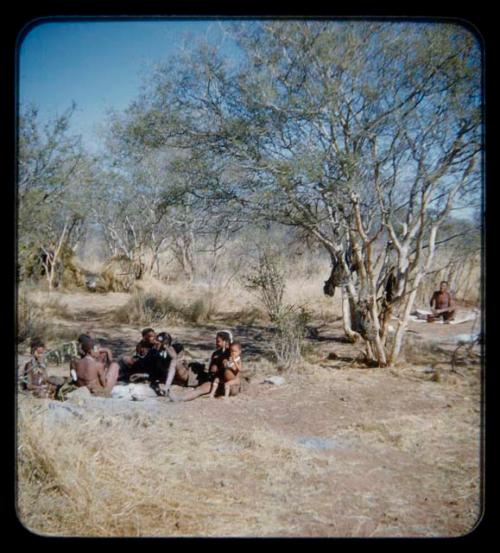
[156,332,172,346]
[440,281,449,286]
[78,334,94,353]
[216,331,232,344]
[142,328,155,337]
[30,338,45,353]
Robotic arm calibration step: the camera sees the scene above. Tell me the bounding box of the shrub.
[270,305,311,370]
[244,251,286,322]
[184,296,214,324]
[114,291,185,325]
[17,289,76,347]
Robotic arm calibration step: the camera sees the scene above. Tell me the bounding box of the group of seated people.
[21,328,243,402]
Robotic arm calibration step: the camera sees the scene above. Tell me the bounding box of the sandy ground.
[16,290,483,537]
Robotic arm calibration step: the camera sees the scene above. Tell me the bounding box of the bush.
[184,296,214,324]
[270,305,311,370]
[17,290,47,344]
[115,291,185,325]
[244,251,286,322]
[17,288,76,347]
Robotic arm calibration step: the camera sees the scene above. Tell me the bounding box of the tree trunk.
[341,287,360,343]
[369,300,387,367]
[387,276,422,366]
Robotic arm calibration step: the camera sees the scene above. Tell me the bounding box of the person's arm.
[97,364,107,388]
[69,357,78,382]
[448,292,455,309]
[234,358,242,374]
[228,357,242,375]
[98,347,113,362]
[163,346,178,391]
[21,361,34,390]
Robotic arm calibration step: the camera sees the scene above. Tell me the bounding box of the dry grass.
[113,288,218,326]
[17,396,319,537]
[17,287,76,346]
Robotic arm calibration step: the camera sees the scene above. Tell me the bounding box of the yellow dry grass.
[17,395,320,537]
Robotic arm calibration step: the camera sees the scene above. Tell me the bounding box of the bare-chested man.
[70,334,119,397]
[21,338,58,399]
[428,281,456,323]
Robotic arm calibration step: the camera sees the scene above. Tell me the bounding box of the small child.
[222,342,242,399]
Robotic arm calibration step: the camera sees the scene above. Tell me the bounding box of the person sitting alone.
[71,334,119,397]
[427,281,456,323]
[209,341,242,399]
[20,338,58,399]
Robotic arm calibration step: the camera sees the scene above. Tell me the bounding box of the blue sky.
[19,19,234,151]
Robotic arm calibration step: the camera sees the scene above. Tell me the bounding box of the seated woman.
[169,331,237,402]
[20,338,58,399]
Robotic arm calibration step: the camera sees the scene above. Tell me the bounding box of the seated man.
[71,334,119,397]
[428,281,456,323]
[118,327,157,381]
[20,338,58,399]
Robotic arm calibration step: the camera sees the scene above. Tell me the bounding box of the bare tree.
[101,21,482,366]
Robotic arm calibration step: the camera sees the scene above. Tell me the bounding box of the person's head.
[30,338,45,357]
[440,281,449,292]
[230,342,241,357]
[78,334,94,355]
[156,332,172,348]
[215,331,232,350]
[141,328,156,344]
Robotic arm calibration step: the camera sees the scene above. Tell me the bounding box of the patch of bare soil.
[17,292,482,537]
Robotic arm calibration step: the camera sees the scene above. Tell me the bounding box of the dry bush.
[113,289,217,326]
[96,256,144,293]
[270,306,311,370]
[244,252,286,322]
[183,296,215,324]
[17,288,75,346]
[19,244,86,291]
[114,291,185,325]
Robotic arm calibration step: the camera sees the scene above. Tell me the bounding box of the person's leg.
[169,381,212,402]
[173,359,190,385]
[208,378,219,398]
[443,309,456,322]
[226,378,241,398]
[223,369,237,399]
